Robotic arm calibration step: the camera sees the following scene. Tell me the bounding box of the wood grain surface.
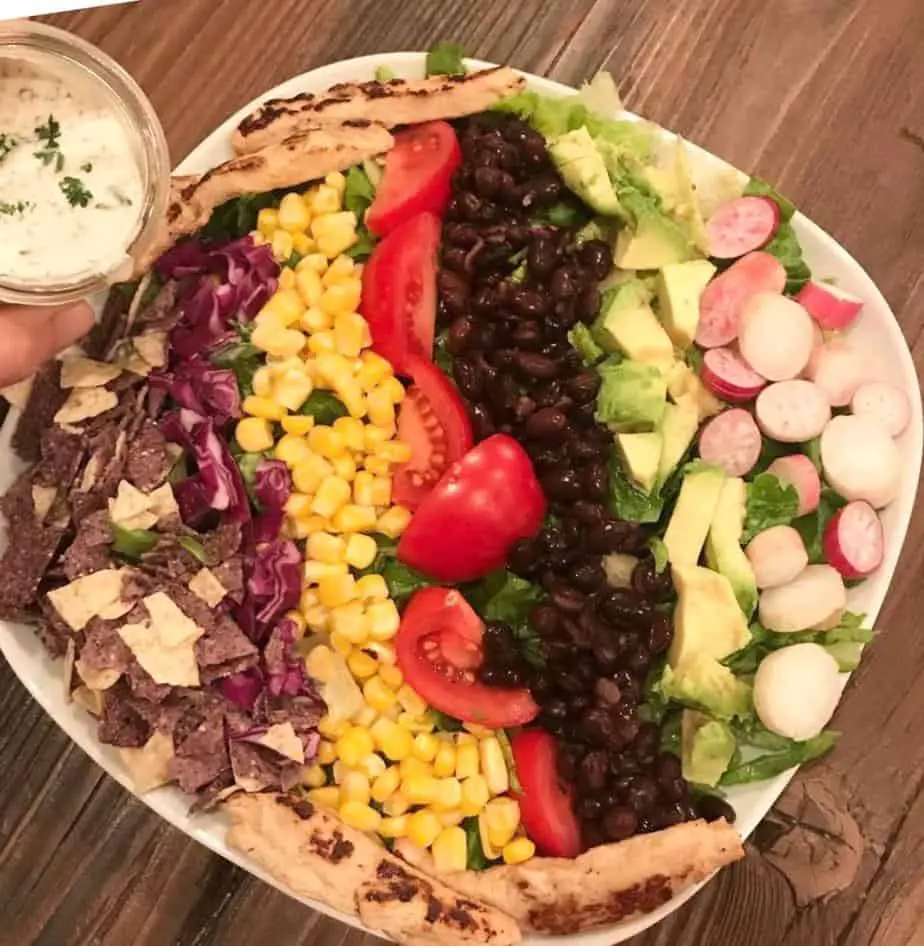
[2,0,923,944]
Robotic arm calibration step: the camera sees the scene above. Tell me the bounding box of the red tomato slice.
[361,212,439,376]
[511,729,582,858]
[393,356,473,510]
[366,121,461,237]
[395,587,539,728]
[397,434,546,582]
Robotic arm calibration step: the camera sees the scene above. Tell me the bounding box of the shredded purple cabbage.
[264,618,309,698]
[248,540,302,635]
[152,357,241,425]
[221,668,265,712]
[254,460,292,509]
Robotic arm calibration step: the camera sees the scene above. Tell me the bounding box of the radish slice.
[823,501,884,579]
[746,525,809,589]
[803,339,866,407]
[797,281,864,331]
[767,454,821,516]
[698,408,762,476]
[701,348,767,402]
[695,251,787,348]
[851,381,911,437]
[738,293,815,381]
[755,380,831,442]
[820,414,901,509]
[705,196,780,259]
[759,564,847,633]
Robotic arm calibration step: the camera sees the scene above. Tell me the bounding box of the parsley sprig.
[34,114,64,172]
[60,176,92,208]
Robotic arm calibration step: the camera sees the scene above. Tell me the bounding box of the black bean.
[549,298,580,330]
[511,288,550,319]
[514,351,559,381]
[695,794,738,824]
[599,589,653,627]
[468,403,496,441]
[581,708,614,746]
[660,776,687,804]
[514,395,537,421]
[474,166,515,198]
[566,370,601,404]
[603,806,638,842]
[528,234,559,278]
[572,500,605,524]
[631,558,675,600]
[534,381,563,409]
[587,520,642,554]
[510,322,543,348]
[446,316,474,354]
[442,246,470,275]
[578,239,613,280]
[656,752,683,784]
[575,282,601,324]
[647,614,673,655]
[550,583,585,614]
[572,560,605,592]
[525,407,568,441]
[633,724,661,762]
[458,191,484,221]
[444,222,480,249]
[453,358,484,401]
[623,646,652,677]
[551,267,580,299]
[627,778,659,813]
[582,462,609,501]
[531,175,563,204]
[578,796,603,821]
[541,468,583,502]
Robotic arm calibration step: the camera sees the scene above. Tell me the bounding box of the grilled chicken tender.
[233,66,526,154]
[224,793,521,946]
[134,121,394,275]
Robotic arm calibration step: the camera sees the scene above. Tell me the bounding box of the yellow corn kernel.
[397,685,429,717]
[312,475,352,517]
[438,809,465,828]
[406,809,442,849]
[318,232,359,260]
[303,604,330,634]
[399,756,433,780]
[252,323,305,358]
[333,503,378,534]
[252,365,273,397]
[331,454,357,482]
[381,376,406,404]
[318,713,347,740]
[335,380,367,420]
[364,456,391,477]
[324,171,347,196]
[403,773,438,806]
[309,184,342,216]
[308,425,347,460]
[358,752,387,780]
[295,266,324,308]
[307,531,346,565]
[354,704,377,727]
[367,599,400,641]
[413,733,439,764]
[305,644,335,683]
[339,800,381,833]
[293,516,331,541]
[455,744,480,780]
[285,609,307,638]
[502,838,535,866]
[483,797,520,848]
[322,254,355,284]
[340,769,372,805]
[365,477,390,509]
[328,630,352,658]
[364,676,398,713]
[367,385,396,428]
[319,572,358,607]
[357,351,394,391]
[356,573,389,601]
[398,712,435,734]
[455,733,477,746]
[299,587,319,612]
[278,192,311,232]
[362,424,392,454]
[300,306,333,335]
[371,717,414,761]
[279,267,297,291]
[281,414,315,436]
[298,252,328,274]
[333,416,366,452]
[308,786,341,809]
[432,826,467,873]
[480,738,509,796]
[330,600,367,644]
[257,207,279,236]
[383,791,411,817]
[377,440,413,464]
[242,395,285,421]
[347,648,378,679]
[293,232,315,256]
[352,471,376,507]
[303,559,348,584]
[292,454,333,495]
[275,373,314,412]
[432,778,463,812]
[377,664,402,691]
[322,281,363,318]
[336,726,375,767]
[316,740,337,765]
[252,232,267,246]
[307,330,337,355]
[275,433,312,467]
[433,743,457,779]
[333,311,369,358]
[235,417,274,453]
[379,815,408,839]
[271,289,307,327]
[371,765,402,804]
[271,228,294,261]
[315,351,353,385]
[460,774,490,816]
[376,506,412,539]
[343,533,377,570]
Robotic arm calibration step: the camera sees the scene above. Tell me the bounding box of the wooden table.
[3,0,923,943]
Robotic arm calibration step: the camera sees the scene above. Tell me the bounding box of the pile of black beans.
[440,112,735,847]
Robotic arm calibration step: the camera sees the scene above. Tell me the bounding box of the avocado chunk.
[595,359,667,432]
[681,710,737,787]
[613,190,699,270]
[663,463,726,566]
[617,432,663,493]
[592,279,674,367]
[658,395,699,482]
[547,126,623,216]
[705,478,758,618]
[660,653,752,720]
[644,140,709,254]
[666,362,724,422]
[668,563,751,667]
[656,260,717,350]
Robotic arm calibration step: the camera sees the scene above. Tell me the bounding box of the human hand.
[0,302,95,388]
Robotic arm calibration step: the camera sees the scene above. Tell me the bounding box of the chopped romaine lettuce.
[741,473,800,544]
[568,323,605,366]
[299,390,348,424]
[744,177,796,222]
[425,41,466,77]
[720,730,838,785]
[374,65,396,82]
[792,487,849,563]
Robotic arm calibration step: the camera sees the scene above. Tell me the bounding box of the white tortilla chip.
[144,592,203,648]
[0,375,34,410]
[252,723,304,764]
[54,387,118,425]
[47,569,126,631]
[72,685,104,716]
[32,485,57,521]
[98,598,135,621]
[78,454,102,492]
[119,730,175,794]
[109,480,155,528]
[117,592,204,686]
[147,483,179,522]
[60,356,122,389]
[75,659,121,691]
[188,568,227,608]
[236,773,270,794]
[133,332,168,369]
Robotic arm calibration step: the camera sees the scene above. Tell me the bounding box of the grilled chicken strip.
[232,66,526,154]
[134,121,394,275]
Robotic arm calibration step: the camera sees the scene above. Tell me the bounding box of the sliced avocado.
[705,478,758,618]
[669,563,751,667]
[663,463,726,566]
[617,432,663,493]
[660,653,751,720]
[658,395,699,482]
[595,359,667,432]
[613,190,699,270]
[666,362,724,422]
[681,710,737,787]
[547,127,623,216]
[644,141,710,254]
[591,279,674,367]
[656,260,717,350]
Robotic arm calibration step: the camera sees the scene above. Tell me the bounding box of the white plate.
[0,52,920,945]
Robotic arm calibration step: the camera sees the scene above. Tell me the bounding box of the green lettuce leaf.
[200,190,285,242]
[178,535,208,564]
[743,177,796,222]
[374,65,396,82]
[763,220,811,294]
[425,42,466,77]
[299,390,348,424]
[792,487,849,563]
[720,730,838,786]
[568,323,605,366]
[210,337,262,399]
[465,571,545,669]
[741,473,800,544]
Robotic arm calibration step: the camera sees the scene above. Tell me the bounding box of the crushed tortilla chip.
[54,387,118,425]
[119,730,175,793]
[133,332,168,369]
[63,638,76,700]
[118,592,204,686]
[109,480,158,530]
[75,658,122,691]
[48,569,126,631]
[188,568,227,608]
[146,483,179,522]
[32,485,57,521]
[60,356,122,389]
[122,352,152,376]
[252,723,304,763]
[0,375,34,409]
[72,686,104,716]
[98,598,135,621]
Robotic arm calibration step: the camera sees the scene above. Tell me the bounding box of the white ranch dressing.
[0,56,143,286]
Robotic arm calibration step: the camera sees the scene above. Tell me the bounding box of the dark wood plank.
[2,0,923,944]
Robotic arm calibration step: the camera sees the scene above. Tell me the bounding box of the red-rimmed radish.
[705,195,780,259]
[803,338,866,407]
[746,525,809,589]
[698,408,762,476]
[767,454,821,516]
[695,251,787,349]
[797,280,864,331]
[820,415,901,509]
[738,293,815,381]
[851,381,911,437]
[823,500,884,579]
[701,347,766,402]
[758,564,847,633]
[756,380,831,443]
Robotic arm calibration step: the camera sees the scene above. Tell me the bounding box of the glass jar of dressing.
[0,20,170,305]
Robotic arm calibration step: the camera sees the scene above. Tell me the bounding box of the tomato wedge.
[366,121,461,236]
[361,212,439,376]
[511,730,582,858]
[397,434,546,582]
[393,356,473,509]
[395,587,539,728]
